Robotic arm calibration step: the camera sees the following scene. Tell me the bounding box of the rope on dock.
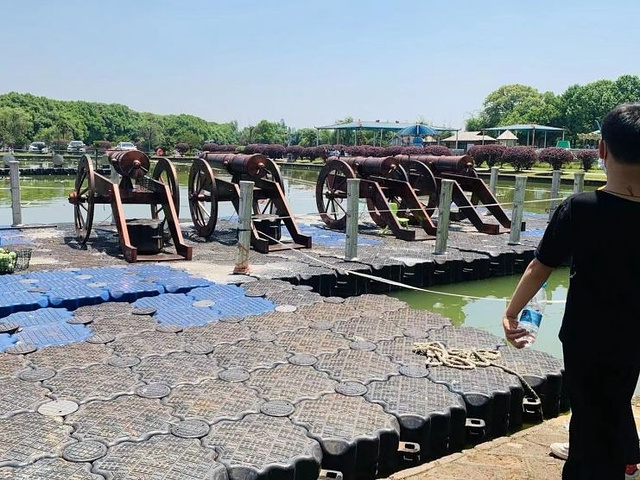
[412,341,541,403]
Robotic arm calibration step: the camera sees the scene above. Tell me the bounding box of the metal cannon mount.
[68,151,192,263]
[188,152,312,253]
[315,155,438,241]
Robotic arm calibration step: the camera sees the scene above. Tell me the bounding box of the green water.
[390,268,570,361]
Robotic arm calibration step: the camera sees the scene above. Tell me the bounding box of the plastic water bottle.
[517,282,547,347]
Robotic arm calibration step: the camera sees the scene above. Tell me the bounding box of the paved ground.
[388,399,640,480]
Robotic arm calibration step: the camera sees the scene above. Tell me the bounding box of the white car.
[67,141,86,153]
[115,141,137,151]
[28,142,49,153]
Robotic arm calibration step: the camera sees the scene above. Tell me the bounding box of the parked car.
[66,140,86,153]
[28,142,49,154]
[115,141,137,151]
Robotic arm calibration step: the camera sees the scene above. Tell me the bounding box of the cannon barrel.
[200,152,268,178]
[107,150,150,180]
[396,154,474,175]
[329,156,400,178]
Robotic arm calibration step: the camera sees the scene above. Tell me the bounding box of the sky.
[1,0,638,131]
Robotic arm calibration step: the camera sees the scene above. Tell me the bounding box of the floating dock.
[0,212,567,479]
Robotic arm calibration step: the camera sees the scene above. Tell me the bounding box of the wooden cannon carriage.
[315,156,438,241]
[68,151,192,263]
[395,154,521,234]
[188,152,312,253]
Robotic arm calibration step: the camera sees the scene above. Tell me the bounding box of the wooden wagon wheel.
[72,155,95,243]
[252,157,285,215]
[188,158,218,238]
[316,158,356,230]
[150,157,180,227]
[403,159,439,219]
[365,164,410,227]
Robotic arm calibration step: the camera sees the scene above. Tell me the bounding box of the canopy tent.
[482,124,566,147]
[316,121,455,146]
[496,129,518,146]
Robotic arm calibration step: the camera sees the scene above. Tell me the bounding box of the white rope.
[412,341,541,402]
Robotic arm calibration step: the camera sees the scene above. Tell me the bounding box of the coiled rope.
[412,341,541,403]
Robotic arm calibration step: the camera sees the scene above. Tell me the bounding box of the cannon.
[68,152,192,263]
[395,154,521,234]
[188,152,311,253]
[315,156,438,241]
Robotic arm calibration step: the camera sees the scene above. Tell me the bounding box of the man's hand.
[502,315,527,348]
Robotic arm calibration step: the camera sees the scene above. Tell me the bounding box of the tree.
[502,146,537,171]
[0,107,32,147]
[482,85,548,126]
[138,116,164,153]
[538,147,575,170]
[248,120,288,144]
[468,144,507,167]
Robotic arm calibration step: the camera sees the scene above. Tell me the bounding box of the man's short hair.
[601,102,640,164]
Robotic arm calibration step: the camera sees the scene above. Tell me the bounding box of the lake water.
[1,163,605,386]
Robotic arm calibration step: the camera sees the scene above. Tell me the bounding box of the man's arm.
[502,258,555,348]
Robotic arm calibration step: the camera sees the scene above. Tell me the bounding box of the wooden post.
[549,170,562,221]
[508,176,527,245]
[434,179,453,254]
[9,160,22,226]
[489,166,499,194]
[345,178,359,261]
[234,180,254,274]
[573,171,585,194]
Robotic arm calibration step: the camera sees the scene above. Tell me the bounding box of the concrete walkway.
[387,400,640,480]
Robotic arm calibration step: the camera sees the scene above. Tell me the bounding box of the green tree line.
[465,75,640,143]
[1,75,638,151]
[0,92,240,151]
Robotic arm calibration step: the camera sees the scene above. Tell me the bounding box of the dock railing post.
[9,160,22,226]
[234,180,254,274]
[345,178,360,261]
[549,170,562,222]
[434,179,453,254]
[508,176,527,245]
[573,171,585,194]
[489,166,499,194]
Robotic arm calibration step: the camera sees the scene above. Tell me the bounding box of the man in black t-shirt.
[503,102,640,480]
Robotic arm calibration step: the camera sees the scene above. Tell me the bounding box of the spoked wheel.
[150,158,180,228]
[72,155,96,243]
[366,164,410,227]
[188,158,218,238]
[404,160,439,219]
[316,159,356,230]
[252,157,285,215]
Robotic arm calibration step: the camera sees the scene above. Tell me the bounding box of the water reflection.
[1,164,596,226]
[390,268,570,361]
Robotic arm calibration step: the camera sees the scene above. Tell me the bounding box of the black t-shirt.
[535,190,640,360]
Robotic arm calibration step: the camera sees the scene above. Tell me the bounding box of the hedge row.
[468,144,600,171]
[203,143,453,161]
[201,142,600,171]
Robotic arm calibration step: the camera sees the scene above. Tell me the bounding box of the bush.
[94,140,112,151]
[422,145,452,156]
[285,145,304,160]
[398,146,425,156]
[263,144,285,159]
[502,146,537,171]
[175,143,190,155]
[538,147,575,170]
[299,147,313,160]
[468,144,507,167]
[575,149,599,171]
[384,146,403,157]
[202,142,219,152]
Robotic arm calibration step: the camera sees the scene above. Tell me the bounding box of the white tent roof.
[441,131,496,142]
[496,129,518,140]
